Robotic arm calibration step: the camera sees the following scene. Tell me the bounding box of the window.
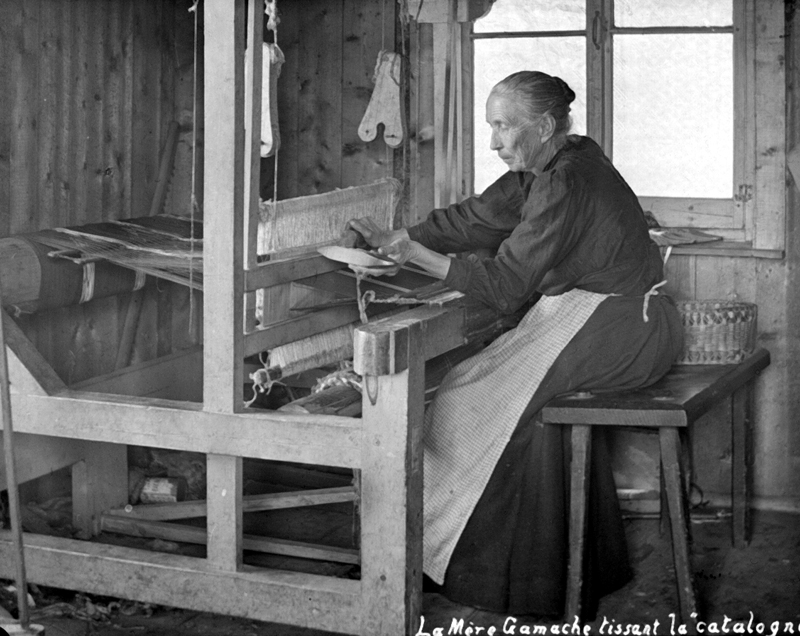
[471,0,785,252]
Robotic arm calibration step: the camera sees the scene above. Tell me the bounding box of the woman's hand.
[348,239,414,278]
[345,220,452,280]
[377,238,416,266]
[346,217,389,248]
[347,217,409,248]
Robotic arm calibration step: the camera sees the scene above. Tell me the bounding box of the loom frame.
[0,1,460,633]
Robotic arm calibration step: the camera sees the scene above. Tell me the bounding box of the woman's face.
[485,93,544,173]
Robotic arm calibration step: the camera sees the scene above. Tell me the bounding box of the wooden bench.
[541,348,770,624]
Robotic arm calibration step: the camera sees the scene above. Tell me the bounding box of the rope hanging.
[354,271,442,324]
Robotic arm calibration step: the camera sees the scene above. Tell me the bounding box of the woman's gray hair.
[491,71,575,136]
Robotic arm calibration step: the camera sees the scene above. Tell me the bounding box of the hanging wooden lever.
[358,51,404,148]
[261,43,285,158]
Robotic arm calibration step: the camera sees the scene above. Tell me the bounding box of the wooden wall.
[273,0,397,200]
[0,0,197,385]
[0,0,185,233]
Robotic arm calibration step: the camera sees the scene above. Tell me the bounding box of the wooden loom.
[0,2,516,634]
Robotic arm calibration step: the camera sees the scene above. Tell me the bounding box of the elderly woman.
[349,70,683,617]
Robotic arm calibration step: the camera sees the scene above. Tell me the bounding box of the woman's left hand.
[349,238,417,278]
[377,238,416,266]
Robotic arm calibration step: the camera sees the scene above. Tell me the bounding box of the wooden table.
[541,348,770,623]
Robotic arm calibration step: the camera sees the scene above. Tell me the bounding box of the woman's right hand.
[347,217,392,248]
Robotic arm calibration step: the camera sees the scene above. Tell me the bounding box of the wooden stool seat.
[541,348,770,623]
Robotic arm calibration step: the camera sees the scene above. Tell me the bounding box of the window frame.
[469,0,785,254]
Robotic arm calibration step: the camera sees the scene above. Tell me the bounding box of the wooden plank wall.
[275,0,397,200]
[0,0,196,385]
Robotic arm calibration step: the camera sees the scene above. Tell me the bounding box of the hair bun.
[553,76,576,105]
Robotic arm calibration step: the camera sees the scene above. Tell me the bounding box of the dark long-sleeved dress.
[407,136,683,617]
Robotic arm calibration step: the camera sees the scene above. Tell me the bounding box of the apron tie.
[642,280,667,323]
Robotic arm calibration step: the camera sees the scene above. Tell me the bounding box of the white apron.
[423,288,610,582]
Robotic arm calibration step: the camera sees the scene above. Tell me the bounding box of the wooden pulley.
[358,51,404,148]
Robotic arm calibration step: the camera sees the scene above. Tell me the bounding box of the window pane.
[615,0,731,28]
[473,38,586,193]
[474,0,584,33]
[613,34,733,199]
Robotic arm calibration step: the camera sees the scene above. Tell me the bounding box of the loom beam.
[0,236,144,313]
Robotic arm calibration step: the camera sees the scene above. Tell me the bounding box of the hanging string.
[642,280,667,323]
[188,0,201,338]
[381,0,386,51]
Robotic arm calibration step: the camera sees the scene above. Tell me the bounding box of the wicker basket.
[675,300,757,365]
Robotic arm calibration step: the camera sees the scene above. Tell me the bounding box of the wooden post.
[731,383,752,548]
[355,320,425,635]
[659,427,698,623]
[206,454,243,571]
[202,0,246,572]
[432,23,449,208]
[566,424,591,622]
[244,0,264,333]
[71,442,128,538]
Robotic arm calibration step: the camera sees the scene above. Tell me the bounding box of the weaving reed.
[676,300,757,365]
[258,178,400,257]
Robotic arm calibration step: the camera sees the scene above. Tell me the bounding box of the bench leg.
[659,427,697,622]
[731,383,752,548]
[566,424,592,622]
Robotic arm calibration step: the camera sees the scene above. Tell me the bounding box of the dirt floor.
[1,507,799,636]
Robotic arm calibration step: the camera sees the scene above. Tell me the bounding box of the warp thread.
[312,361,362,394]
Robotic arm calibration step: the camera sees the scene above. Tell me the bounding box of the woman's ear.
[539,113,556,143]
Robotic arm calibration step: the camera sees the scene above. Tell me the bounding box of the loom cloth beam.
[0,236,144,313]
[0,215,205,311]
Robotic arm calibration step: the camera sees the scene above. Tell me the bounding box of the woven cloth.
[423,288,609,582]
